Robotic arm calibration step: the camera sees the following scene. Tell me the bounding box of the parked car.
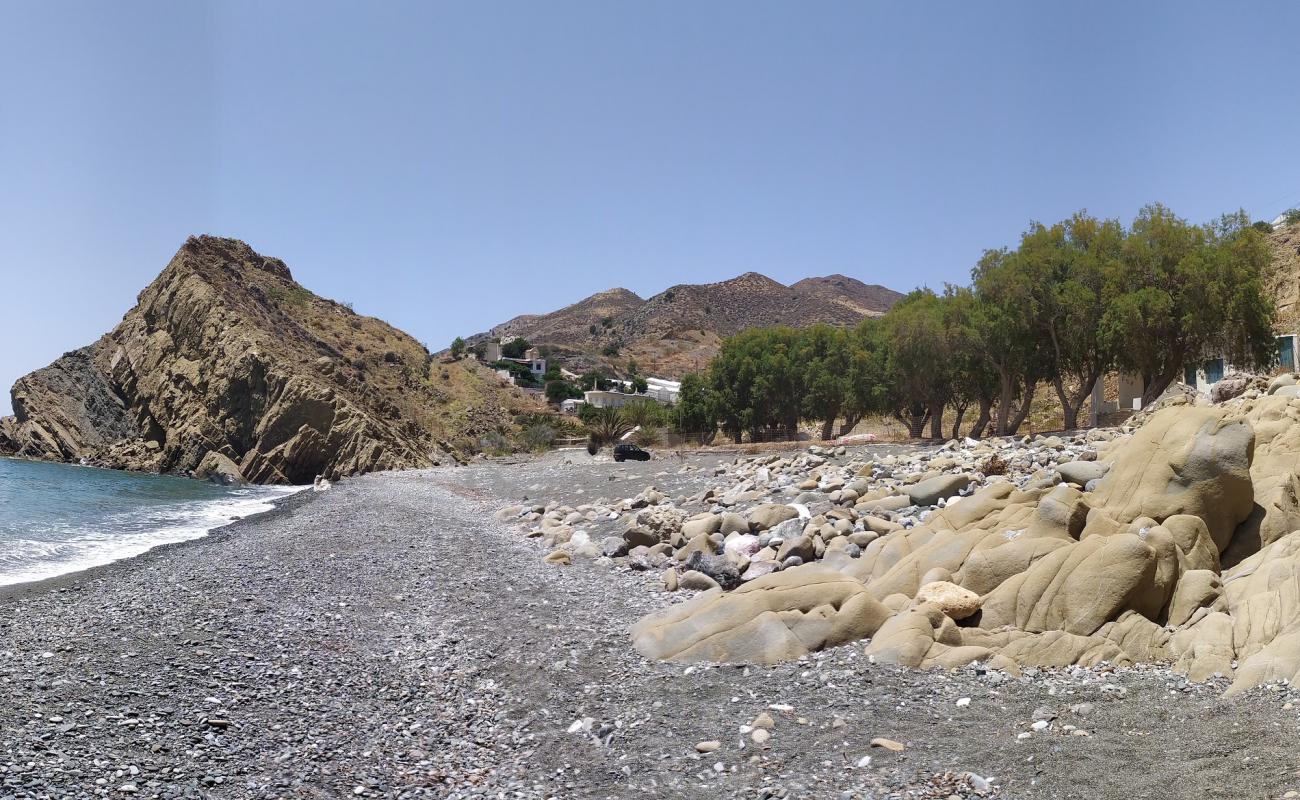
[613,443,651,462]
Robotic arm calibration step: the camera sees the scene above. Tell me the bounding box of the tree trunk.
[969,397,993,439]
[949,402,968,440]
[820,418,835,441]
[1141,360,1185,407]
[928,403,944,440]
[895,410,929,439]
[838,413,862,438]
[995,368,1014,438]
[1004,376,1037,435]
[1052,376,1080,432]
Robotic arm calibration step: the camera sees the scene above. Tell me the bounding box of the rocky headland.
[0,236,532,484]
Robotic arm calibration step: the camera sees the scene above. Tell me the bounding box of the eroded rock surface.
[1,236,527,483]
[497,393,1300,696]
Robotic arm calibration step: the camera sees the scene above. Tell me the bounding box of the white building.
[583,390,640,409]
[644,377,681,405]
[560,398,585,414]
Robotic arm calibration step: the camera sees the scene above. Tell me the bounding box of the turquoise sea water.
[0,457,299,586]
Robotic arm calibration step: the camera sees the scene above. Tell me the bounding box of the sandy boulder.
[631,564,891,663]
[914,581,981,620]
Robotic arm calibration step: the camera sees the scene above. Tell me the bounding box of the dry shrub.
[980,453,1008,476]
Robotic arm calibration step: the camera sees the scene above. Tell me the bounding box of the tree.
[841,318,891,436]
[632,375,648,393]
[796,324,851,440]
[970,248,1046,436]
[501,337,530,358]
[1001,212,1124,430]
[545,379,582,403]
[675,373,719,444]
[882,290,952,438]
[1101,205,1275,405]
[941,286,1000,438]
[579,371,608,391]
[449,337,466,360]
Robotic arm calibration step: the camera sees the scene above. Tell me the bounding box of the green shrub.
[1286,208,1300,226]
[478,430,511,455]
[632,426,662,446]
[518,423,557,451]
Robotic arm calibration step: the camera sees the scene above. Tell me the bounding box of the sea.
[0,456,300,587]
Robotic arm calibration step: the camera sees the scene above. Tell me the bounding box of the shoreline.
[0,483,319,603]
[0,462,1295,797]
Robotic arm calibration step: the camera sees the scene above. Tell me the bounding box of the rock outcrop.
[1,236,531,483]
[507,392,1300,696]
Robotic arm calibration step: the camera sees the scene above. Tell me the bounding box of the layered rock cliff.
[0,236,530,484]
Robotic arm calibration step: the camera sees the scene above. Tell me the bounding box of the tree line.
[676,204,1278,442]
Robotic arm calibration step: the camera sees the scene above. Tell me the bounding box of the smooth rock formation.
[630,564,891,663]
[626,399,1300,696]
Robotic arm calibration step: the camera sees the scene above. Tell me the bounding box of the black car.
[613,443,651,462]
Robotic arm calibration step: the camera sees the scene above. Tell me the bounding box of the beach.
[3,454,1300,798]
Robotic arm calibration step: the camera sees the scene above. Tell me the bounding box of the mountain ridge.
[471,271,904,376]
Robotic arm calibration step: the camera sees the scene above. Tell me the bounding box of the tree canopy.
[673,204,1278,442]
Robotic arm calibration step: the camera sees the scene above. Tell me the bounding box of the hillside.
[0,236,538,484]
[473,271,903,376]
[1265,219,1300,333]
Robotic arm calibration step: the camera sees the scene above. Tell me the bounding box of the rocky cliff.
[0,236,532,484]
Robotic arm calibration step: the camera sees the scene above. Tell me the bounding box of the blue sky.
[3,2,1300,416]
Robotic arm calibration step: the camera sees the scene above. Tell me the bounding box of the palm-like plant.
[585,406,634,446]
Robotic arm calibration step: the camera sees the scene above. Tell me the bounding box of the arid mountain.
[474,272,903,376]
[0,236,536,484]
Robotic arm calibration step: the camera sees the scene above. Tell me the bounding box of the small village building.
[560,398,585,414]
[583,390,639,409]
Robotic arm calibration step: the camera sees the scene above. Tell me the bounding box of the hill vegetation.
[676,205,1279,441]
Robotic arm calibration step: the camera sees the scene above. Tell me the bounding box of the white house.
[583,390,639,409]
[644,377,681,405]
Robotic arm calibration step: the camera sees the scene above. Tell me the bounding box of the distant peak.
[178,235,293,282]
[719,271,786,288]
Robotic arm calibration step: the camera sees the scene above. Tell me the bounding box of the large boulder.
[631,564,891,663]
[194,451,247,485]
[1056,461,1109,487]
[1091,405,1254,552]
[747,503,800,532]
[903,474,971,506]
[978,532,1171,636]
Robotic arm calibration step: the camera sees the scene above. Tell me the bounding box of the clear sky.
[3,2,1300,416]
